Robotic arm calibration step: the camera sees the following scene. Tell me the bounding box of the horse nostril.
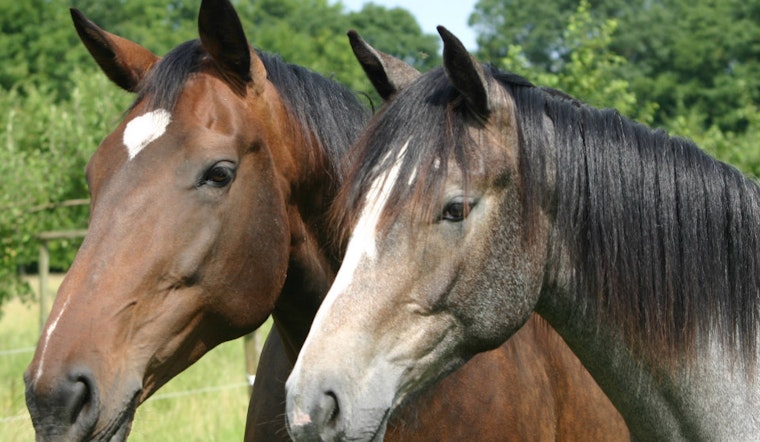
[67,372,97,427]
[287,387,345,441]
[322,390,340,427]
[25,368,101,439]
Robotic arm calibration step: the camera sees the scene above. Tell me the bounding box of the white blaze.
[332,140,410,293]
[123,109,172,160]
[33,297,70,385]
[297,139,410,360]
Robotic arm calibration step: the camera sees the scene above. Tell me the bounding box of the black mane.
[338,62,760,367]
[133,39,370,184]
[258,51,371,183]
[506,68,760,366]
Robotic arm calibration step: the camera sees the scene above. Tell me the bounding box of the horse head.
[24,1,332,439]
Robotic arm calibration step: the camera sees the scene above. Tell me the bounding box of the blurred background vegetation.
[1,0,759,311]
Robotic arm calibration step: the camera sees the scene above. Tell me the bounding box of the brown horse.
[286,27,760,441]
[24,1,627,440]
[24,1,363,439]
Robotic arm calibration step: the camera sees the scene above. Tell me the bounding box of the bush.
[0,68,131,305]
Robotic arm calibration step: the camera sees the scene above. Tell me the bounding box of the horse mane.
[133,39,370,185]
[257,51,371,184]
[501,68,760,367]
[337,62,760,368]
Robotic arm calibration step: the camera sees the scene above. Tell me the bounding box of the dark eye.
[440,197,477,222]
[201,163,235,188]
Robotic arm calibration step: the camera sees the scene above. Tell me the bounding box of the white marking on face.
[333,139,409,290]
[297,139,410,361]
[123,109,172,160]
[33,297,70,385]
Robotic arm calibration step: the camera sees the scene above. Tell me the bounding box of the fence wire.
[1,381,250,424]
[0,347,35,356]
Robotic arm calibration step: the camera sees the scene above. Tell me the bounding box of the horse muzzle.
[24,366,140,442]
[285,369,393,442]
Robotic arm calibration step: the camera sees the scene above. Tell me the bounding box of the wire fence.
[0,347,34,356]
[0,414,27,423]
[1,347,34,423]
[0,344,254,425]
[0,380,251,424]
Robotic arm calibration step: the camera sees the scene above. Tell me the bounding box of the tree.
[497,1,656,123]
[471,0,760,133]
[234,0,440,99]
[0,69,131,304]
[69,0,199,54]
[0,0,78,97]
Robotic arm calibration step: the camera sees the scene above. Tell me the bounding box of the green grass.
[0,275,271,441]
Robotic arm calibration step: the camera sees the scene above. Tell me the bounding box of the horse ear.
[438,26,490,117]
[70,9,159,92]
[198,0,264,88]
[347,30,420,100]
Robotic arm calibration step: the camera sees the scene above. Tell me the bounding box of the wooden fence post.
[36,229,88,334]
[38,239,49,334]
[243,329,266,393]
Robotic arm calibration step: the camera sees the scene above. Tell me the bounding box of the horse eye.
[441,197,476,222]
[201,164,235,188]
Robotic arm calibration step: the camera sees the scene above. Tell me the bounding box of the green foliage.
[472,0,579,70]
[472,0,760,131]
[346,4,440,71]
[475,0,760,177]
[68,0,199,55]
[3,0,758,313]
[669,104,760,178]
[498,1,657,123]
[0,69,131,303]
[237,0,356,83]
[0,0,78,98]
[235,0,440,101]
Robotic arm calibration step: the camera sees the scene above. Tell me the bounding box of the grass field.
[0,275,272,441]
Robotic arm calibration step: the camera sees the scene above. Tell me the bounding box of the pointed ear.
[198,0,264,87]
[347,30,420,100]
[70,8,159,92]
[438,26,490,117]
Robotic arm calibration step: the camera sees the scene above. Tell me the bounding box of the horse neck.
[274,194,338,363]
[270,130,341,362]
[265,84,367,362]
[537,284,760,441]
[527,99,760,438]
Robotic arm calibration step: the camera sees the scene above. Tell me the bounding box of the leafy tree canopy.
[471,0,760,133]
[497,1,657,124]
